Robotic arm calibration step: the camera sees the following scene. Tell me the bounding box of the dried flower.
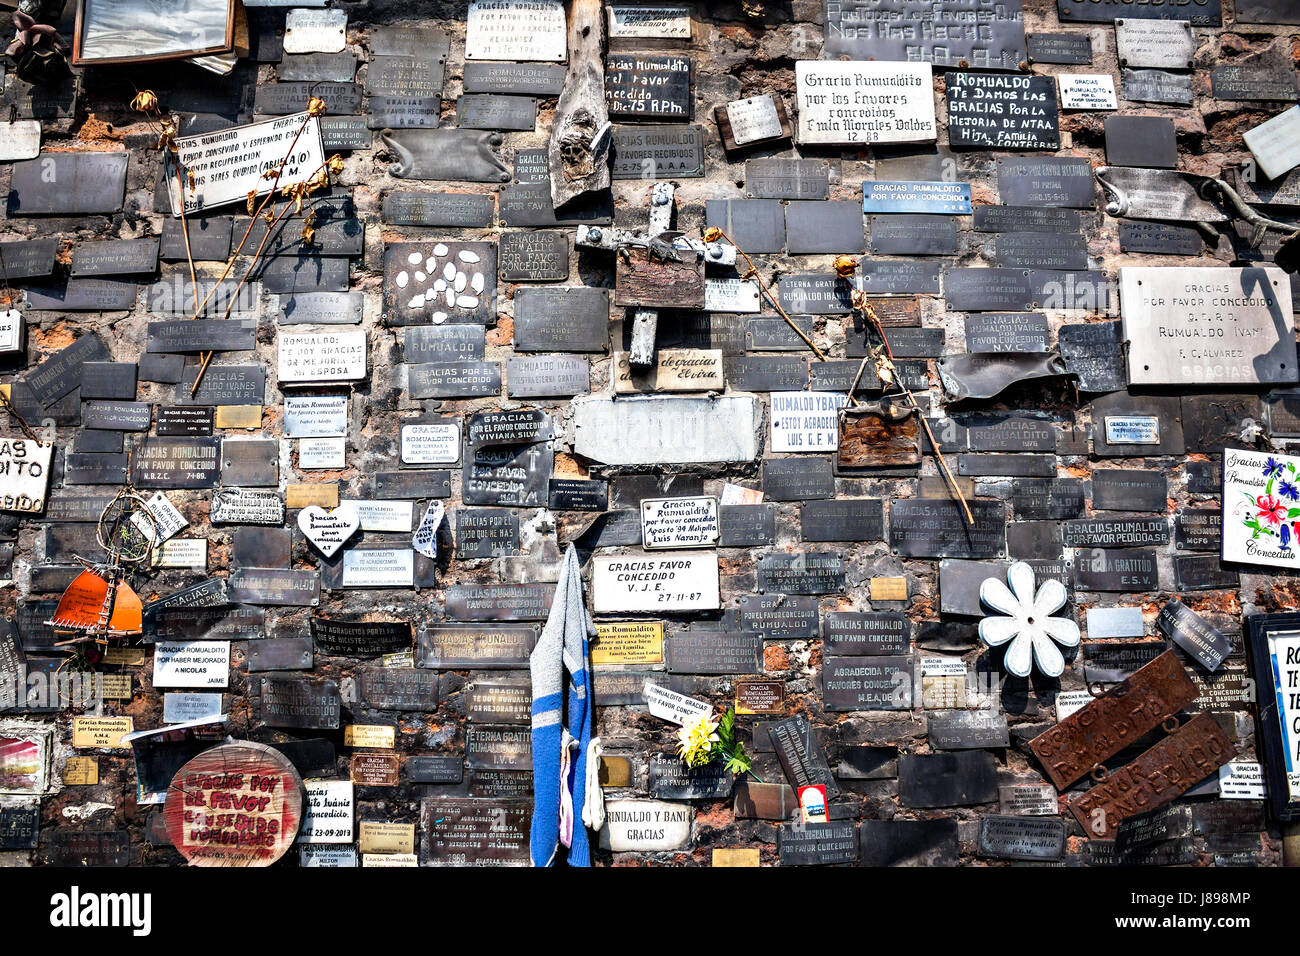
[155,122,176,152]
[246,191,257,216]
[131,90,158,113]
[186,169,196,192]
[327,154,345,175]
[301,223,316,245]
[833,255,858,278]
[306,97,327,117]
[701,226,722,243]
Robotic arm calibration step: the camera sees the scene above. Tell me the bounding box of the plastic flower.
[1257,494,1287,526]
[978,562,1080,678]
[676,713,720,768]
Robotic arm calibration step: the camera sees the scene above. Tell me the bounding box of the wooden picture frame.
[73,0,236,66]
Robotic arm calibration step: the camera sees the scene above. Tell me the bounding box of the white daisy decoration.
[978,561,1080,678]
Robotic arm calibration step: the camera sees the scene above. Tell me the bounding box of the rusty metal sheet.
[837,400,920,468]
[1069,713,1234,840]
[1029,650,1198,790]
[613,247,705,310]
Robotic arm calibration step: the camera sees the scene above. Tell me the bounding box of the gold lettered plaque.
[869,576,908,601]
[591,621,664,666]
[99,673,133,700]
[71,716,134,749]
[287,483,340,509]
[215,405,263,429]
[63,756,99,785]
[712,847,760,867]
[344,724,397,749]
[358,821,415,855]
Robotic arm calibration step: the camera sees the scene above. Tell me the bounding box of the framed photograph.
[0,721,53,796]
[73,0,236,66]
[1247,612,1300,821]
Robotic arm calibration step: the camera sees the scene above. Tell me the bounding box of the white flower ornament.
[978,561,1080,678]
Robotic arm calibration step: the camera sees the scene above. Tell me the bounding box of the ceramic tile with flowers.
[1239,455,1300,551]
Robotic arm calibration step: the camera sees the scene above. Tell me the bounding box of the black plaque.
[965,313,1049,353]
[174,364,266,406]
[648,757,734,799]
[444,584,550,622]
[456,508,520,558]
[824,0,1026,70]
[1119,220,1204,255]
[611,125,705,179]
[1063,517,1169,548]
[71,238,159,277]
[358,666,439,711]
[311,617,412,658]
[1011,478,1086,520]
[1057,0,1221,25]
[973,205,1081,233]
[947,73,1059,150]
[1027,32,1092,65]
[869,215,959,255]
[457,94,537,131]
[1059,322,1127,393]
[409,756,464,784]
[463,62,566,95]
[1158,600,1232,672]
[777,274,853,315]
[1175,554,1238,591]
[80,362,138,400]
[1091,469,1169,512]
[605,54,691,121]
[824,611,910,656]
[156,406,214,437]
[858,259,941,295]
[786,201,865,255]
[756,553,846,594]
[762,458,835,501]
[704,199,785,253]
[768,715,838,797]
[898,752,999,808]
[418,624,538,667]
[992,232,1088,270]
[7,153,128,215]
[943,268,1034,312]
[374,471,452,499]
[257,677,341,730]
[724,355,808,392]
[253,82,363,115]
[777,822,858,866]
[801,499,884,542]
[1072,548,1160,592]
[1212,64,1298,102]
[23,333,109,405]
[130,438,220,489]
[718,504,776,547]
[408,361,502,399]
[665,631,762,674]
[0,238,57,279]
[548,479,607,512]
[1105,114,1177,168]
[734,593,819,639]
[997,156,1094,207]
[383,192,495,228]
[1123,69,1195,106]
[889,498,1006,558]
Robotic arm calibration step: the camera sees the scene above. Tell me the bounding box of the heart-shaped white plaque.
[298,503,360,557]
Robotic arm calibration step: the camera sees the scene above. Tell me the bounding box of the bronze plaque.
[350,751,401,787]
[1069,714,1234,840]
[1028,650,1197,790]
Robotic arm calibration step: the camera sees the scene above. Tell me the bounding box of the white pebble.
[443,262,456,282]
[433,278,447,291]
[433,243,448,257]
[408,294,424,309]
[458,250,480,263]
[445,289,455,307]
[471,273,485,293]
[454,272,467,293]
[431,311,447,324]
[407,252,422,266]
[396,271,409,288]
[415,271,426,283]
[457,294,479,308]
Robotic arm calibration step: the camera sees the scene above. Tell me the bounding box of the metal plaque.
[823,655,913,711]
[869,215,958,256]
[899,752,999,808]
[665,631,761,674]
[257,677,341,730]
[756,552,846,594]
[1027,32,1092,65]
[997,156,1094,207]
[889,498,1006,558]
[611,124,705,179]
[800,499,883,542]
[463,62,565,95]
[383,241,497,326]
[381,129,509,182]
[254,82,362,115]
[1119,220,1203,256]
[1057,0,1220,25]
[1212,63,1298,102]
[1064,517,1169,548]
[605,54,691,121]
[382,192,494,228]
[973,204,1081,233]
[768,715,838,797]
[1116,18,1195,70]
[930,711,1011,750]
[311,618,411,658]
[1122,68,1194,105]
[1106,115,1177,168]
[977,816,1064,861]
[786,201,865,254]
[445,583,551,622]
[776,822,858,865]
[229,568,320,607]
[1070,713,1233,839]
[466,679,530,723]
[1091,469,1168,512]
[1158,599,1232,672]
[943,268,1034,312]
[512,288,608,353]
[408,362,501,399]
[718,504,776,547]
[247,637,313,673]
[825,0,1025,70]
[131,438,220,489]
[7,152,127,215]
[964,313,1049,354]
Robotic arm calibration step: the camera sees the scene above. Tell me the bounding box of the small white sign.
[770,391,848,453]
[0,310,23,354]
[0,120,40,162]
[1218,762,1267,800]
[343,499,414,532]
[342,549,415,588]
[725,95,784,145]
[299,780,355,843]
[592,552,719,613]
[1105,415,1160,445]
[285,396,348,437]
[279,329,367,384]
[163,692,224,724]
[795,60,936,146]
[168,113,326,217]
[299,437,346,470]
[1246,105,1300,181]
[1055,690,1092,721]
[607,6,691,39]
[640,496,719,550]
[645,682,714,724]
[402,423,461,464]
[412,501,445,559]
[704,278,761,313]
[132,491,187,544]
[298,503,361,558]
[1058,74,1117,111]
[153,538,208,570]
[466,0,567,61]
[921,657,968,676]
[153,641,231,689]
[301,845,358,867]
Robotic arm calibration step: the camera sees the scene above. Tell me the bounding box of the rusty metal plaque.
[1069,713,1234,839]
[613,247,705,309]
[1029,650,1198,790]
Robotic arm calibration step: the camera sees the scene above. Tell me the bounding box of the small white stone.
[445,289,456,307]
[471,273,485,293]
[433,243,449,257]
[408,293,425,309]
[431,311,447,324]
[396,271,409,288]
[415,271,426,283]
[407,252,422,266]
[454,272,467,293]
[458,250,481,263]
[457,294,479,308]
[442,262,456,282]
[433,278,447,291]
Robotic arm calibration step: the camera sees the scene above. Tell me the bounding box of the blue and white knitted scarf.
[529,544,596,866]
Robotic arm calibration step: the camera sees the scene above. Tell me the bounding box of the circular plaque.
[163,741,304,867]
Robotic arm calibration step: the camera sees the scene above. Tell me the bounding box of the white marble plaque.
[285,396,348,437]
[162,692,224,724]
[598,799,691,851]
[770,391,848,453]
[1058,74,1117,110]
[299,436,346,470]
[795,60,936,146]
[0,311,22,353]
[1224,448,1300,570]
[704,277,761,312]
[1115,19,1196,70]
[1120,266,1296,386]
[725,95,784,146]
[0,438,53,514]
[343,499,414,532]
[283,8,347,53]
[641,496,719,550]
[607,5,691,38]
[0,121,41,162]
[591,551,719,612]
[153,640,231,689]
[466,0,567,62]
[299,780,355,843]
[278,329,367,384]
[342,548,415,587]
[572,395,762,466]
[1246,106,1300,181]
[401,422,461,464]
[168,113,325,216]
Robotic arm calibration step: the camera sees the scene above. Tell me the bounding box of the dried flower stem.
[189,110,322,395]
[709,227,825,361]
[847,292,973,526]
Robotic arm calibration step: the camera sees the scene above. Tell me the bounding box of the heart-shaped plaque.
[297,503,360,557]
